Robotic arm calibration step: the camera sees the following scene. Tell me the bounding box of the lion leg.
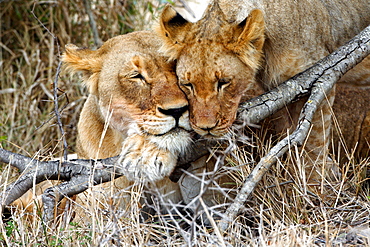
[332,85,370,160]
[333,56,370,160]
[71,176,182,224]
[143,178,182,219]
[303,62,370,193]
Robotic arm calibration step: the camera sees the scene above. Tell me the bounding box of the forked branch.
[0,141,209,222]
[0,25,369,227]
[219,24,370,231]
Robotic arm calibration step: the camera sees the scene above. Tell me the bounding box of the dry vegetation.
[0,0,369,246]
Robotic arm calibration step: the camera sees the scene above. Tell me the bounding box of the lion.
[156,0,370,187]
[8,31,195,221]
[63,31,192,181]
[62,30,196,214]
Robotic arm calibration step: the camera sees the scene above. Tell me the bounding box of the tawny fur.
[156,0,370,185]
[66,31,194,208]
[10,31,196,219]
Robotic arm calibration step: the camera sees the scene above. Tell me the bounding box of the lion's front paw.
[118,134,177,182]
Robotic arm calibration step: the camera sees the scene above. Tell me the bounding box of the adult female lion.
[63,31,192,184]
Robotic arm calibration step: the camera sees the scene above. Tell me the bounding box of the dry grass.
[1,0,369,246]
[0,0,163,157]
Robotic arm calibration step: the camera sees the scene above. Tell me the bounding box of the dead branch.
[0,148,115,206]
[53,61,69,161]
[31,3,68,160]
[0,23,369,227]
[0,141,209,222]
[218,24,370,231]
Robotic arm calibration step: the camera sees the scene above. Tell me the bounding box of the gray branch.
[0,148,117,206]
[219,24,370,231]
[0,141,209,223]
[0,25,369,227]
[53,61,69,161]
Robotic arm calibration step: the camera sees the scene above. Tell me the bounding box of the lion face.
[157,5,265,138]
[63,31,192,158]
[175,43,260,137]
[97,49,192,151]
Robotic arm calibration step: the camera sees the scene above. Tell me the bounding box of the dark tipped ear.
[226,9,265,69]
[156,4,191,60]
[62,44,102,94]
[160,5,189,36]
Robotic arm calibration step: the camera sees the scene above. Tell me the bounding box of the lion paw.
[118,134,177,182]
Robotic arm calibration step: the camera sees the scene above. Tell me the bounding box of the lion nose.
[158,105,188,123]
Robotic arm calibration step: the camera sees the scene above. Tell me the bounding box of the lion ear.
[227,9,265,70]
[156,4,191,60]
[62,44,102,94]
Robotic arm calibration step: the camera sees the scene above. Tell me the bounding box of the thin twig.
[30,3,61,56]
[53,61,69,161]
[31,3,68,160]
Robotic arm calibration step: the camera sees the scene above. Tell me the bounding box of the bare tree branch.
[0,141,209,222]
[53,61,69,161]
[31,3,68,160]
[0,24,369,227]
[218,24,370,232]
[0,148,114,206]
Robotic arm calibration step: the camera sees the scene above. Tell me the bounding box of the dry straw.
[0,0,369,246]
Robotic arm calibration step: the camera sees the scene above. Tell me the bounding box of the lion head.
[63,31,192,181]
[156,4,265,138]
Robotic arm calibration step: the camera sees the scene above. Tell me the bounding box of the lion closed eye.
[156,1,370,188]
[62,30,193,208]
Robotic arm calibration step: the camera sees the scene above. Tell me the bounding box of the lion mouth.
[154,127,188,137]
[192,126,228,139]
[147,127,192,154]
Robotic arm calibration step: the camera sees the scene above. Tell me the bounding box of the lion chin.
[148,128,193,155]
